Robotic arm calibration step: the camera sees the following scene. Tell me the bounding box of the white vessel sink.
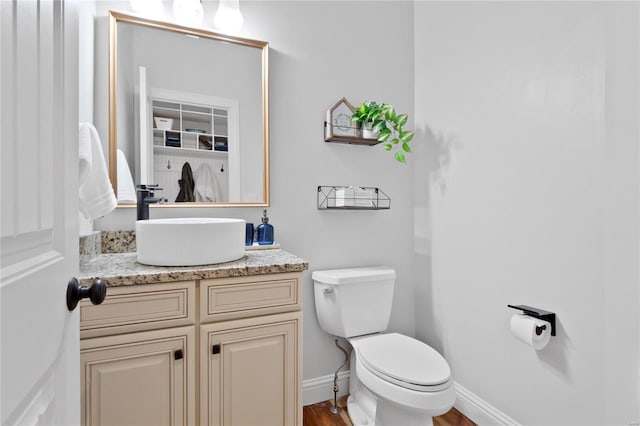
[136,218,246,266]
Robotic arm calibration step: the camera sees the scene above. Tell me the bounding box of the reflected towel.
[175,162,195,202]
[116,149,136,203]
[194,163,219,202]
[78,122,117,219]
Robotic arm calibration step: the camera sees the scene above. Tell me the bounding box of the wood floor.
[303,396,476,426]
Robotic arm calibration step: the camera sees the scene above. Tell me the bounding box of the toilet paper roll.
[510,314,552,350]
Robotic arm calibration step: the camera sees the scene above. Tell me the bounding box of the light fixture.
[173,0,204,26]
[214,0,243,33]
[129,0,164,18]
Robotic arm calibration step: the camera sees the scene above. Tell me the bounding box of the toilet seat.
[356,333,451,392]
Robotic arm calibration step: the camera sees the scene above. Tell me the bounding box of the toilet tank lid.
[312,266,396,285]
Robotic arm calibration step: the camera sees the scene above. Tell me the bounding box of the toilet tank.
[312,266,396,338]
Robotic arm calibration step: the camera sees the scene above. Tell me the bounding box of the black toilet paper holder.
[507,304,556,336]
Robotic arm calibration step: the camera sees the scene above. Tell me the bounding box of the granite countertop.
[79,249,309,286]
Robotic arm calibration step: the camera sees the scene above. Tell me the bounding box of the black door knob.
[66,277,107,311]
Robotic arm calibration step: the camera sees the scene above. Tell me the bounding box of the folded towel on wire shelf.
[78,122,117,219]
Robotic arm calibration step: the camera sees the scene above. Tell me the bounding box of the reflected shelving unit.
[152,100,230,155]
[148,94,237,202]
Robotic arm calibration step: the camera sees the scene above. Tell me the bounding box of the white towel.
[78,122,117,219]
[194,163,219,202]
[116,149,137,203]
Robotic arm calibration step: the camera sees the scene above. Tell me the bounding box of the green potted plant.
[351,101,414,163]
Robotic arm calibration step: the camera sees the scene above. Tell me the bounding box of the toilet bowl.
[312,267,456,426]
[348,334,455,425]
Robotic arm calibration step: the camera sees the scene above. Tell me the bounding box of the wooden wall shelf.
[323,122,381,146]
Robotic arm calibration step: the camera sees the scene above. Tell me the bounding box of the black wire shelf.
[317,186,391,210]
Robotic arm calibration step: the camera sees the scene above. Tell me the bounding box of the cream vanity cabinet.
[79,272,302,426]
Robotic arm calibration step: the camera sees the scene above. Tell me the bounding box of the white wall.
[414,1,639,424]
[88,0,416,396]
[602,3,640,422]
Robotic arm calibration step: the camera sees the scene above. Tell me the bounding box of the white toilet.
[312,266,456,426]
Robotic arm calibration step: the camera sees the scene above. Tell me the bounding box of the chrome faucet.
[136,184,164,221]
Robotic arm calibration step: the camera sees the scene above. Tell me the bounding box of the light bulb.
[173,0,204,26]
[130,0,164,18]
[214,0,243,33]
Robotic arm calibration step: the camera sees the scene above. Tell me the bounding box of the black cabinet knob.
[66,277,107,311]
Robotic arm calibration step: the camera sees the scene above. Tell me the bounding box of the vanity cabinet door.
[201,311,302,426]
[81,326,195,426]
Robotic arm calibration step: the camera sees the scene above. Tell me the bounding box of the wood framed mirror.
[108,11,269,207]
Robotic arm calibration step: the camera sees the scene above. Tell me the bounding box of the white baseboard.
[454,382,520,426]
[303,371,350,406]
[303,373,518,426]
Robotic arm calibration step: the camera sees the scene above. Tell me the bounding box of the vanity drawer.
[200,273,301,323]
[80,281,196,338]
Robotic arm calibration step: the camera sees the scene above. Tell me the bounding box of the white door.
[1,0,80,425]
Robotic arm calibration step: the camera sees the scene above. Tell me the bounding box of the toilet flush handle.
[323,287,334,295]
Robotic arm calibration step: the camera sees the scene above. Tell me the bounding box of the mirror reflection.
[109,12,269,206]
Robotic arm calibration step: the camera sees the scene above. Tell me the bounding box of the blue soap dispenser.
[257,209,274,245]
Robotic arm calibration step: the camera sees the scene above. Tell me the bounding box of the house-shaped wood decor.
[324,97,382,146]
